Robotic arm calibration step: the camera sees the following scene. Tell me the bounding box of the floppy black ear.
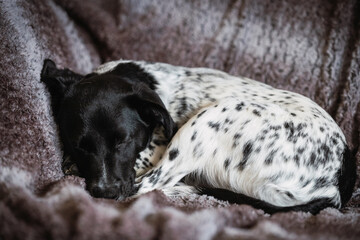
[129,83,177,139]
[41,59,83,114]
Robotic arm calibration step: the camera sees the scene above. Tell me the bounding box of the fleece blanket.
[1,0,359,239]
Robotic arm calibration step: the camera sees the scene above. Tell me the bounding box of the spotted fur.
[94,60,356,213]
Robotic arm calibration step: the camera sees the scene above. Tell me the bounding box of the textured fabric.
[0,0,359,239]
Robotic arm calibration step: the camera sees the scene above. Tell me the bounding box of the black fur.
[337,146,357,206]
[41,59,356,215]
[198,188,335,214]
[41,59,176,199]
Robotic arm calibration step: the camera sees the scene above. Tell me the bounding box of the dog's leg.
[134,127,168,177]
[133,101,226,197]
[62,156,79,176]
[133,114,211,196]
[161,184,200,197]
[134,142,196,196]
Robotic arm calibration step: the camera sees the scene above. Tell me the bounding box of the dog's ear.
[128,83,177,139]
[41,59,83,114]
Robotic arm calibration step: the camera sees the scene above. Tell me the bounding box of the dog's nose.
[90,185,119,199]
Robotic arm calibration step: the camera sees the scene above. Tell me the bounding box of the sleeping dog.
[41,59,356,214]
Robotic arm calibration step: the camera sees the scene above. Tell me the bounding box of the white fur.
[96,61,347,207]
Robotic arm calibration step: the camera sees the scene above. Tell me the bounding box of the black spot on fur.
[193,142,203,158]
[265,149,277,165]
[197,110,207,118]
[269,125,282,131]
[224,158,230,170]
[297,123,307,131]
[282,154,290,162]
[208,121,220,131]
[148,144,155,151]
[270,133,280,139]
[205,85,216,90]
[294,155,300,166]
[242,120,251,127]
[302,179,311,188]
[235,102,245,111]
[238,141,252,170]
[297,148,305,154]
[320,143,332,160]
[285,191,295,199]
[234,133,242,140]
[177,97,188,117]
[169,149,179,161]
[191,131,197,141]
[314,177,329,188]
[267,140,276,149]
[251,103,266,110]
[243,142,253,160]
[213,149,218,156]
[163,177,173,185]
[284,121,297,141]
[253,109,261,117]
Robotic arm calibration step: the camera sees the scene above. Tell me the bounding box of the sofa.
[1,0,359,239]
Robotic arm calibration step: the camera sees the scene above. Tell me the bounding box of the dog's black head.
[41,59,176,199]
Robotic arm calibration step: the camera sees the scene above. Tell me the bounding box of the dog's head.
[41,59,176,199]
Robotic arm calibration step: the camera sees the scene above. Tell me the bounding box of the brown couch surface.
[1,0,359,239]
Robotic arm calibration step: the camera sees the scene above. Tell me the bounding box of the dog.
[41,59,356,214]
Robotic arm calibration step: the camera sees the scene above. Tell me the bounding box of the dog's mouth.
[116,185,139,201]
[85,178,137,200]
[62,156,138,200]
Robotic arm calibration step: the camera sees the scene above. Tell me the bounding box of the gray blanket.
[1,0,359,239]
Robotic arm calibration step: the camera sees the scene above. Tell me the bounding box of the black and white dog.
[41,59,356,214]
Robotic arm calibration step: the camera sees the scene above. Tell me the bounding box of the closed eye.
[78,135,97,154]
[115,138,132,151]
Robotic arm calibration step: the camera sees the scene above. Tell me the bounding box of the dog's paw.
[161,185,200,197]
[62,156,79,176]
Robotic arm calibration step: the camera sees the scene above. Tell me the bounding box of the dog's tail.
[198,188,335,214]
[336,146,357,207]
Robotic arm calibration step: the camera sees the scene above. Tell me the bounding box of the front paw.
[62,156,79,176]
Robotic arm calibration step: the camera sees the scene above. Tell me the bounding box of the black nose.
[90,185,119,199]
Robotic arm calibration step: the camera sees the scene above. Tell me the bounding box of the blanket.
[1,0,359,239]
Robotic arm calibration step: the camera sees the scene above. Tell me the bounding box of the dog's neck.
[94,60,196,124]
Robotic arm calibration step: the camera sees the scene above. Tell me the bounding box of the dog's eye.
[115,139,131,151]
[79,135,97,153]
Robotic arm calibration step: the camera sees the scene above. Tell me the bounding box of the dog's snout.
[90,185,119,199]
